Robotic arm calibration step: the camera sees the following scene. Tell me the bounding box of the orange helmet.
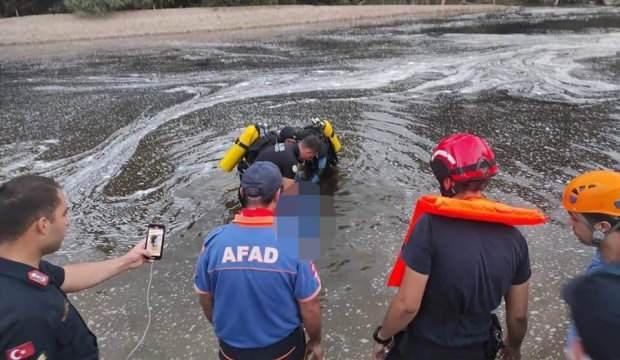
[562,170,620,217]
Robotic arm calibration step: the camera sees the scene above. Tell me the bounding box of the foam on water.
[1,8,619,359]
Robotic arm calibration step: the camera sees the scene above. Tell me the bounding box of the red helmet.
[430,133,498,183]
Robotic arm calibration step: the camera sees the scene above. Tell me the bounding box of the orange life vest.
[386,195,547,287]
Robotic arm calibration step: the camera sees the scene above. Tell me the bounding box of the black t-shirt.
[254,143,299,179]
[402,214,531,347]
[0,258,99,360]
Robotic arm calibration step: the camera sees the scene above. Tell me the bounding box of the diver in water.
[222,120,341,206]
[253,134,321,191]
[230,120,340,185]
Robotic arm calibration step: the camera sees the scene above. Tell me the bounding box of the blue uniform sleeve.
[565,249,605,347]
[402,214,433,275]
[295,261,321,302]
[193,228,224,294]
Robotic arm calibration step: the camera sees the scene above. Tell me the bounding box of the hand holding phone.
[145,224,166,260]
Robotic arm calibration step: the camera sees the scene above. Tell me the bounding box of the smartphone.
[145,224,166,260]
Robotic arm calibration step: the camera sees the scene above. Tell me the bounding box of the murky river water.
[1,7,619,359]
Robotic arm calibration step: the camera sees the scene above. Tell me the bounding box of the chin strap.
[438,179,456,197]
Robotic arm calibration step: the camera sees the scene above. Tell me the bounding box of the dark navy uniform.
[255,143,299,179]
[389,214,530,359]
[0,257,98,360]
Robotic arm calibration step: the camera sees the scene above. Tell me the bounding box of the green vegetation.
[62,0,177,14]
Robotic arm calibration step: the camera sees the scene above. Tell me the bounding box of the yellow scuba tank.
[219,124,260,172]
[321,119,342,153]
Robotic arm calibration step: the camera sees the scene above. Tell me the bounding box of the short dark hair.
[583,213,620,231]
[301,135,321,154]
[0,175,62,244]
[454,179,490,194]
[243,192,277,208]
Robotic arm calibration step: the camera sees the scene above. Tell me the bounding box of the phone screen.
[145,225,165,260]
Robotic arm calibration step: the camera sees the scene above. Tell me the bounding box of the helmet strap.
[439,178,457,197]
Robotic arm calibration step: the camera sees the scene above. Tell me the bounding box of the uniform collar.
[0,257,50,287]
[240,208,274,217]
[233,208,275,226]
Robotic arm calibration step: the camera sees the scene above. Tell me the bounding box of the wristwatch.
[373,326,393,346]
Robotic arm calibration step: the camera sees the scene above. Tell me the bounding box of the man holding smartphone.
[0,175,152,359]
[194,161,323,360]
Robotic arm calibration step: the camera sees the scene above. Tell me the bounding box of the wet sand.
[0,5,506,60]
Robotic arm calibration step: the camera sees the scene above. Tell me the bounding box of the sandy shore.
[0,5,507,60]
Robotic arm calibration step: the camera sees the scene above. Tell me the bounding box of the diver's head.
[298,135,321,161]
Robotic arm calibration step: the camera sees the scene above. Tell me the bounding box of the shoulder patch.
[27,270,49,287]
[274,143,286,152]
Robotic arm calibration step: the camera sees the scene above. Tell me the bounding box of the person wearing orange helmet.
[373,133,546,360]
[561,170,620,360]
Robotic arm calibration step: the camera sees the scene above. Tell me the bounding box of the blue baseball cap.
[241,161,283,198]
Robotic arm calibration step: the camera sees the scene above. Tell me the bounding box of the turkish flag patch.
[27,270,49,287]
[5,341,35,360]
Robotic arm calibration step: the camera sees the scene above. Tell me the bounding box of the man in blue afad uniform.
[0,175,152,360]
[194,161,323,360]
